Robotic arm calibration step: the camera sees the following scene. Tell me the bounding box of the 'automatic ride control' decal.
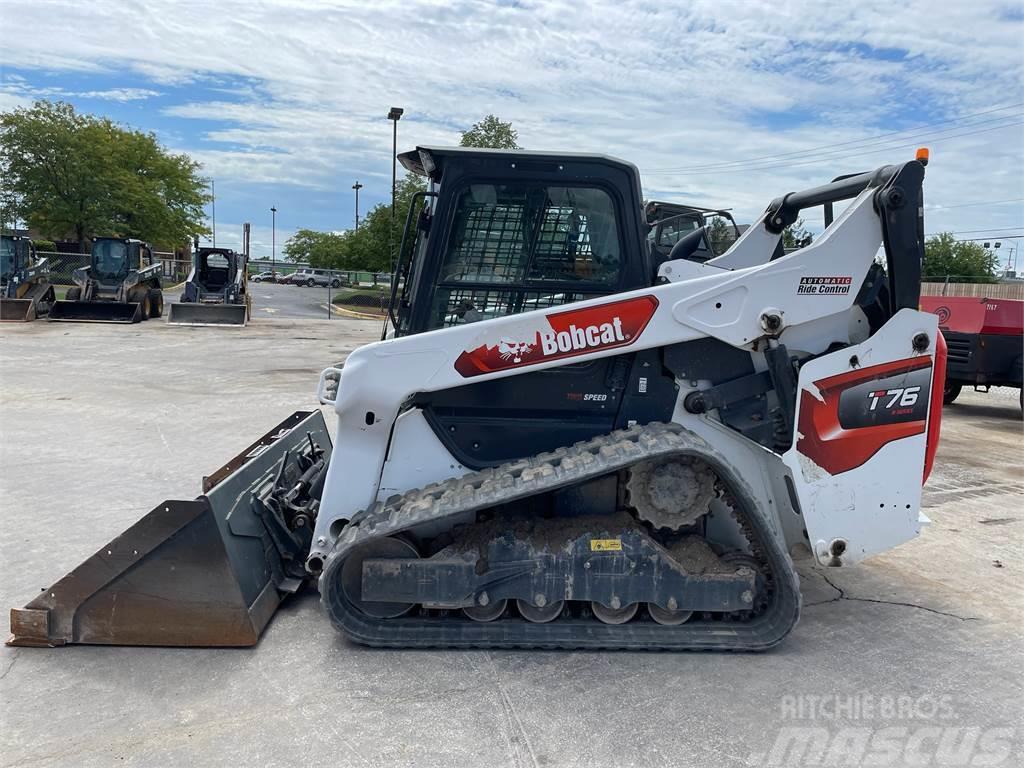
[798,276,852,295]
[454,295,659,378]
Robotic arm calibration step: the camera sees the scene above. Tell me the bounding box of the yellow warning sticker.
[590,538,622,552]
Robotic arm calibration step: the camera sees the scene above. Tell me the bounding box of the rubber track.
[320,422,801,650]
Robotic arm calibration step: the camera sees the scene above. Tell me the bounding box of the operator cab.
[1,235,34,282]
[91,238,152,285]
[195,248,237,292]
[391,146,653,338]
[390,146,674,468]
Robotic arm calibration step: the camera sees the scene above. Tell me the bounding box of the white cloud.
[0,80,160,105]
[1,0,1021,240]
[75,87,160,102]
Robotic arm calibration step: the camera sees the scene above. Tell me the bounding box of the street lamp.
[352,180,363,230]
[271,206,277,278]
[387,107,404,272]
[211,179,216,247]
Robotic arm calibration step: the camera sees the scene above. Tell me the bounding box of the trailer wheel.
[149,290,164,318]
[66,287,81,301]
[942,382,962,405]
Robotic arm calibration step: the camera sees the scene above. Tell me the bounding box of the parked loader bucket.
[0,298,36,322]
[8,410,332,647]
[166,302,248,327]
[48,300,142,323]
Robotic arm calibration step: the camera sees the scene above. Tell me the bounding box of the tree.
[0,100,209,250]
[345,172,427,272]
[282,229,347,267]
[924,233,999,283]
[782,217,813,249]
[284,173,429,273]
[459,115,520,149]
[706,215,735,255]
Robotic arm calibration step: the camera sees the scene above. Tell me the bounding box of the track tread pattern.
[321,422,801,651]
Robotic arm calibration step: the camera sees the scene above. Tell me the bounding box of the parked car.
[276,271,304,285]
[250,271,277,283]
[289,268,344,288]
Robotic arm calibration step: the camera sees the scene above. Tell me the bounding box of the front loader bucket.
[167,302,247,327]
[48,300,142,323]
[8,410,332,647]
[0,298,35,322]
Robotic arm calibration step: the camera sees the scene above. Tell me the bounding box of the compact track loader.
[644,202,742,266]
[48,237,163,323]
[10,146,945,651]
[166,239,251,326]
[0,235,56,322]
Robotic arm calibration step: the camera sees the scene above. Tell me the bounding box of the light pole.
[387,106,404,273]
[211,179,216,247]
[352,180,363,230]
[271,206,277,278]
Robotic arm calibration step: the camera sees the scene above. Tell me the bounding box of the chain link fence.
[38,251,190,286]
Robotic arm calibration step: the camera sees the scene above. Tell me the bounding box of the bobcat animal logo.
[497,339,534,363]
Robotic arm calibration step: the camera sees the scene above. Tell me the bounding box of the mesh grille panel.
[444,204,526,283]
[428,183,623,330]
[433,287,605,328]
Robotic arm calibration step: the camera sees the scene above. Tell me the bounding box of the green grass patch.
[331,287,390,314]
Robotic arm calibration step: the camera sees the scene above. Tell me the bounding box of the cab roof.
[398,145,640,184]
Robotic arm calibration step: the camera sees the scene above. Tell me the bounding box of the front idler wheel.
[340,537,419,619]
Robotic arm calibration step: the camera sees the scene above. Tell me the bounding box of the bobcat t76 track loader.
[9,146,945,651]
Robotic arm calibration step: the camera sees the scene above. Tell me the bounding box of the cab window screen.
[0,239,15,277]
[433,183,621,328]
[93,241,130,281]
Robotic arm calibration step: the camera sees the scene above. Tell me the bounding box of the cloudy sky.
[1,0,1022,265]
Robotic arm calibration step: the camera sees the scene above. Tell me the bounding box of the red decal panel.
[923,334,946,484]
[454,295,659,378]
[797,357,932,476]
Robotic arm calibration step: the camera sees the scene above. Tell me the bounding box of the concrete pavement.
[0,318,1021,767]
[183,281,358,321]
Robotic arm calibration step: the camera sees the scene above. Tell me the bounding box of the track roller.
[648,603,693,626]
[517,599,564,623]
[592,601,638,625]
[463,598,508,622]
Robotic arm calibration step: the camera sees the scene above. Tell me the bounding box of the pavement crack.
[484,651,539,768]
[805,572,979,621]
[0,653,18,681]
